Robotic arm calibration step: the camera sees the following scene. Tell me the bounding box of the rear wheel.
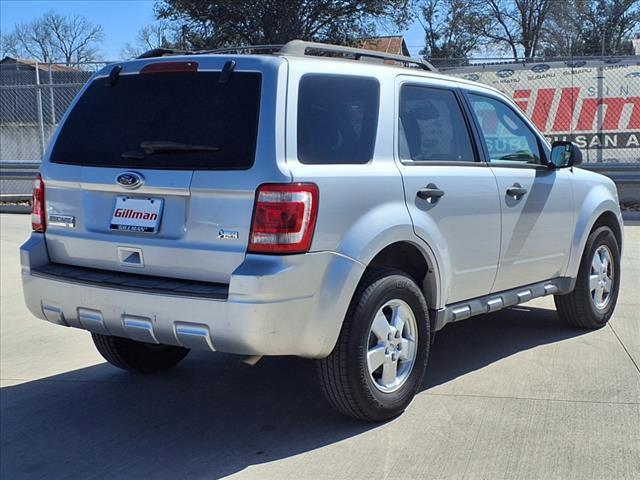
[317,268,430,421]
[555,226,620,329]
[92,333,189,373]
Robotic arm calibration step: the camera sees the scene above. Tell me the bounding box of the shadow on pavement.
[1,305,585,479]
[424,304,585,388]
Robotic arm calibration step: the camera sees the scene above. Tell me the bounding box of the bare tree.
[0,33,19,58]
[480,0,553,58]
[121,22,176,58]
[44,13,104,64]
[4,12,103,65]
[9,17,57,62]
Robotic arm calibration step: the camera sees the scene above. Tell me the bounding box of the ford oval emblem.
[116,172,144,189]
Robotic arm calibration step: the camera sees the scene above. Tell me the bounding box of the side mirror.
[550,141,582,169]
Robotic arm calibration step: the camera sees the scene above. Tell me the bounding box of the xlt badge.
[218,229,239,240]
[47,214,75,228]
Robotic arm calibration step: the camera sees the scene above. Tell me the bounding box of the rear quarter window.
[297,75,379,165]
[50,70,261,170]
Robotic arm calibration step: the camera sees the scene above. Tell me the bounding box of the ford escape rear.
[21,41,623,421]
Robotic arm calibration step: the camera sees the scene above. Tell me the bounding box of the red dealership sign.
[449,59,640,162]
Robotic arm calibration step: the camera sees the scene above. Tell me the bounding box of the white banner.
[448,59,640,164]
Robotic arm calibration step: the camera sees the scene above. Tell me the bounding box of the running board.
[432,277,575,331]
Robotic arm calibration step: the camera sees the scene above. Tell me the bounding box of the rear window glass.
[297,75,379,164]
[50,70,261,170]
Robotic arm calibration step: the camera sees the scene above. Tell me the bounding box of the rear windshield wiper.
[122,141,220,159]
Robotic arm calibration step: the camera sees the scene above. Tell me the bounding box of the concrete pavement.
[1,214,638,480]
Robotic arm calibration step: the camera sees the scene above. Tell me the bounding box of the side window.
[297,75,379,164]
[398,85,475,162]
[468,94,542,164]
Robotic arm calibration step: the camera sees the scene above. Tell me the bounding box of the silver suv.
[21,41,623,421]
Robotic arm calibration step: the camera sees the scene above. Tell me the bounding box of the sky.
[1,0,159,59]
[0,0,427,60]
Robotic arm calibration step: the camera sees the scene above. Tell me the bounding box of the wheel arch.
[565,190,623,279]
[591,210,623,250]
[317,221,445,358]
[363,241,440,311]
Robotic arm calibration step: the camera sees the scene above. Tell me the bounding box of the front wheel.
[555,226,621,329]
[317,268,430,421]
[92,333,189,373]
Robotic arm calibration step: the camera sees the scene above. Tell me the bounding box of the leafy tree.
[419,0,488,64]
[154,0,413,49]
[542,0,640,56]
[3,12,103,65]
[539,0,588,56]
[578,0,640,55]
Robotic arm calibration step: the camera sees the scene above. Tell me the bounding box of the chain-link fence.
[441,56,640,164]
[0,56,638,198]
[0,60,108,196]
[0,60,108,162]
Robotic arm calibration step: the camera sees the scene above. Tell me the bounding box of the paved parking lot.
[1,213,639,480]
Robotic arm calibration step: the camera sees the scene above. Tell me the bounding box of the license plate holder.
[110,197,163,233]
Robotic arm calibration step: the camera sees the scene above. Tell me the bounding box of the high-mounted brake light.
[248,183,319,254]
[31,173,46,232]
[140,61,198,74]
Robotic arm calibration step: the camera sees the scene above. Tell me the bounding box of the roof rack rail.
[135,40,438,72]
[278,40,437,72]
[136,45,284,59]
[200,45,284,55]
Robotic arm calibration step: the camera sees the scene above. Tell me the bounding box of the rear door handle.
[417,183,445,200]
[506,183,528,198]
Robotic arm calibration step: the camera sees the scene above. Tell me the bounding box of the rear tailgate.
[41,55,289,284]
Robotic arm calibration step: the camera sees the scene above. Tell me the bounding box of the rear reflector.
[31,173,46,232]
[140,61,198,74]
[248,183,319,254]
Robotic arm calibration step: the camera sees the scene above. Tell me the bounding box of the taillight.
[248,183,319,254]
[31,173,46,232]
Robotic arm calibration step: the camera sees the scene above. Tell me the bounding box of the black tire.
[317,268,430,422]
[92,333,189,373]
[554,226,620,329]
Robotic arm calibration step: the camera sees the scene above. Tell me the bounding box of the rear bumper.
[20,233,364,358]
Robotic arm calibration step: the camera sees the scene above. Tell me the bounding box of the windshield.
[50,70,261,170]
